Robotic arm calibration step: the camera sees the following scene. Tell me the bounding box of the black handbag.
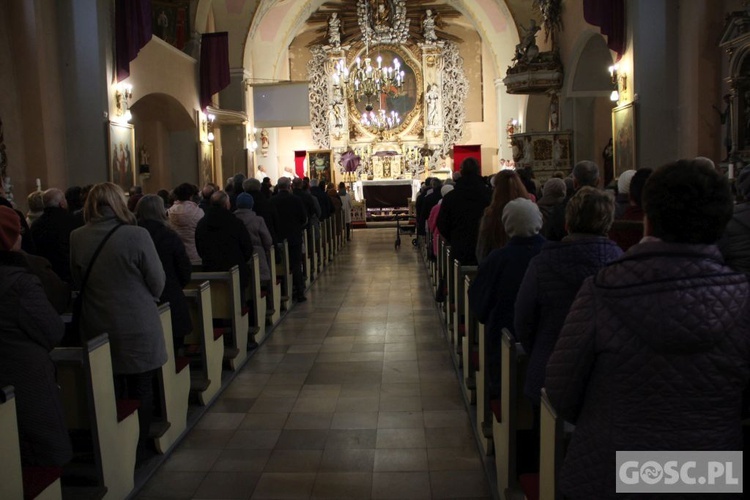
[69,224,122,340]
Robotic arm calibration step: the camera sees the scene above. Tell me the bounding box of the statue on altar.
[426,84,440,127]
[328,13,341,47]
[512,19,541,65]
[423,9,437,43]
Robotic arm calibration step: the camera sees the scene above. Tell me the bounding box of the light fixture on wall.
[609,64,627,102]
[115,83,133,122]
[207,114,216,142]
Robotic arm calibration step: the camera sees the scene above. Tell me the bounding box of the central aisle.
[138,228,491,499]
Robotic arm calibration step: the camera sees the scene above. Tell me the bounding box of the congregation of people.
[417,156,750,498]
[0,172,351,478]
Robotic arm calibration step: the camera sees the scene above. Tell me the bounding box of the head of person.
[43,188,67,210]
[243,178,261,193]
[83,182,136,225]
[430,178,442,190]
[65,186,83,212]
[572,160,600,189]
[642,159,733,244]
[542,178,567,200]
[292,177,303,190]
[173,183,198,202]
[135,194,167,224]
[236,192,255,211]
[0,205,22,251]
[277,177,291,192]
[202,183,217,200]
[310,178,319,188]
[440,184,454,197]
[129,185,143,197]
[338,182,347,193]
[628,168,653,208]
[258,165,266,173]
[460,157,481,178]
[491,170,528,208]
[27,191,44,214]
[157,189,171,208]
[210,190,231,210]
[501,198,542,239]
[565,186,615,236]
[617,170,636,196]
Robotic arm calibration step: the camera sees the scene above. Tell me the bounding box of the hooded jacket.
[514,235,622,405]
[545,241,750,499]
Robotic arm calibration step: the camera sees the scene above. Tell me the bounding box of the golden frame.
[612,102,636,178]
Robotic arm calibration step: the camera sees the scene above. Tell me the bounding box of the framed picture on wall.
[307,150,333,184]
[199,142,214,187]
[108,122,136,192]
[612,102,636,178]
[152,1,191,51]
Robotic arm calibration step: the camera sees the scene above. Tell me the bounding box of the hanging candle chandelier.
[334,54,404,112]
[361,108,401,132]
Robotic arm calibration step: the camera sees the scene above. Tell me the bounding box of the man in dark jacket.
[437,159,491,265]
[719,165,750,272]
[310,178,333,220]
[30,188,82,282]
[243,178,280,244]
[195,190,254,297]
[545,159,750,499]
[271,177,308,302]
[420,178,442,239]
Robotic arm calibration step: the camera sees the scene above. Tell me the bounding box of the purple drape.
[583,0,625,57]
[115,0,152,82]
[200,32,231,110]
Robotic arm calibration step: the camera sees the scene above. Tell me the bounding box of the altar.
[353,179,420,208]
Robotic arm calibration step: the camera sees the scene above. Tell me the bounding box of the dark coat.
[437,176,491,265]
[30,206,81,282]
[608,204,645,252]
[468,234,545,397]
[420,190,442,236]
[545,242,750,499]
[272,191,308,246]
[70,213,166,374]
[514,235,622,405]
[537,195,566,242]
[195,206,254,293]
[22,252,71,314]
[139,219,193,342]
[293,188,320,229]
[0,251,73,466]
[247,189,281,244]
[719,203,750,273]
[311,186,333,220]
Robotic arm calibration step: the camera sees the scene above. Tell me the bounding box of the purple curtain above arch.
[115,0,152,82]
[583,0,625,58]
[200,32,231,110]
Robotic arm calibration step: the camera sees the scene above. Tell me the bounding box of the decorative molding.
[441,42,468,150]
[308,46,331,149]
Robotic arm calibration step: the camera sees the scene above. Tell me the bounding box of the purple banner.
[200,32,231,110]
[115,0,153,82]
[583,0,625,57]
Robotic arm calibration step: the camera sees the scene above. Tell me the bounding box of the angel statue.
[423,9,437,43]
[512,19,541,65]
[328,13,341,47]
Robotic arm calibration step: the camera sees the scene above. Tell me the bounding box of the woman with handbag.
[69,183,166,460]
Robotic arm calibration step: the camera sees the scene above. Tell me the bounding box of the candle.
[36,178,41,191]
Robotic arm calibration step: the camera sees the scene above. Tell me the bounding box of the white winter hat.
[502,198,542,238]
[617,170,636,194]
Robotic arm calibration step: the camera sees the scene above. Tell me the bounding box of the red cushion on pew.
[519,473,540,500]
[450,304,456,313]
[458,324,465,335]
[260,290,268,299]
[22,466,62,500]
[490,399,502,423]
[175,356,190,374]
[213,327,230,340]
[241,306,249,316]
[116,399,140,423]
[184,344,201,355]
[469,350,479,371]
[276,278,282,285]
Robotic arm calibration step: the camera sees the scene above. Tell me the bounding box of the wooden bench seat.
[267,246,281,325]
[453,261,477,364]
[183,281,224,405]
[476,322,493,455]
[276,241,293,311]
[190,266,249,371]
[0,386,63,500]
[462,271,479,405]
[153,303,190,454]
[245,253,267,344]
[52,334,139,500]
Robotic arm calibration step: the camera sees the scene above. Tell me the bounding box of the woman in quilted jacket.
[167,183,204,264]
[545,159,750,499]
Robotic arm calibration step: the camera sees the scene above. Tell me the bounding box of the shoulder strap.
[78,224,123,296]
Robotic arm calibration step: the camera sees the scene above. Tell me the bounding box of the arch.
[130,93,195,131]
[564,30,615,97]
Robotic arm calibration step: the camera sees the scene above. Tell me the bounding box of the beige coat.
[167,200,204,263]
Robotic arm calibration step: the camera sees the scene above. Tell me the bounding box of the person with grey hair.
[719,166,750,272]
[136,194,192,352]
[271,177,308,302]
[26,190,44,226]
[30,187,82,282]
[571,160,600,190]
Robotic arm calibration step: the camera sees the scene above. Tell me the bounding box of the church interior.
[1,1,749,499]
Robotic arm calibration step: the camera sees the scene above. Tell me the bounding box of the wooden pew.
[461,271,479,405]
[52,334,139,500]
[276,240,292,312]
[0,386,63,500]
[475,322,493,455]
[246,253,267,344]
[190,266,249,371]
[154,303,190,454]
[539,389,565,500]
[303,228,312,287]
[445,246,454,334]
[438,239,449,322]
[267,246,281,325]
[453,260,478,364]
[493,329,534,499]
[183,281,224,405]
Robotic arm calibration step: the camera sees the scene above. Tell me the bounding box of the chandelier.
[361,108,401,132]
[334,53,404,111]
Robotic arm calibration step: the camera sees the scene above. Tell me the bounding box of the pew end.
[184,281,224,405]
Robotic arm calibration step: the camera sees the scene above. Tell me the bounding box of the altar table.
[353,180,421,208]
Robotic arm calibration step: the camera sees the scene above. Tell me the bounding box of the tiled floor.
[137,228,491,499]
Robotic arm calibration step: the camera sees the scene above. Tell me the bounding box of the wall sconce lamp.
[609,64,627,102]
[115,83,133,121]
[207,114,216,142]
